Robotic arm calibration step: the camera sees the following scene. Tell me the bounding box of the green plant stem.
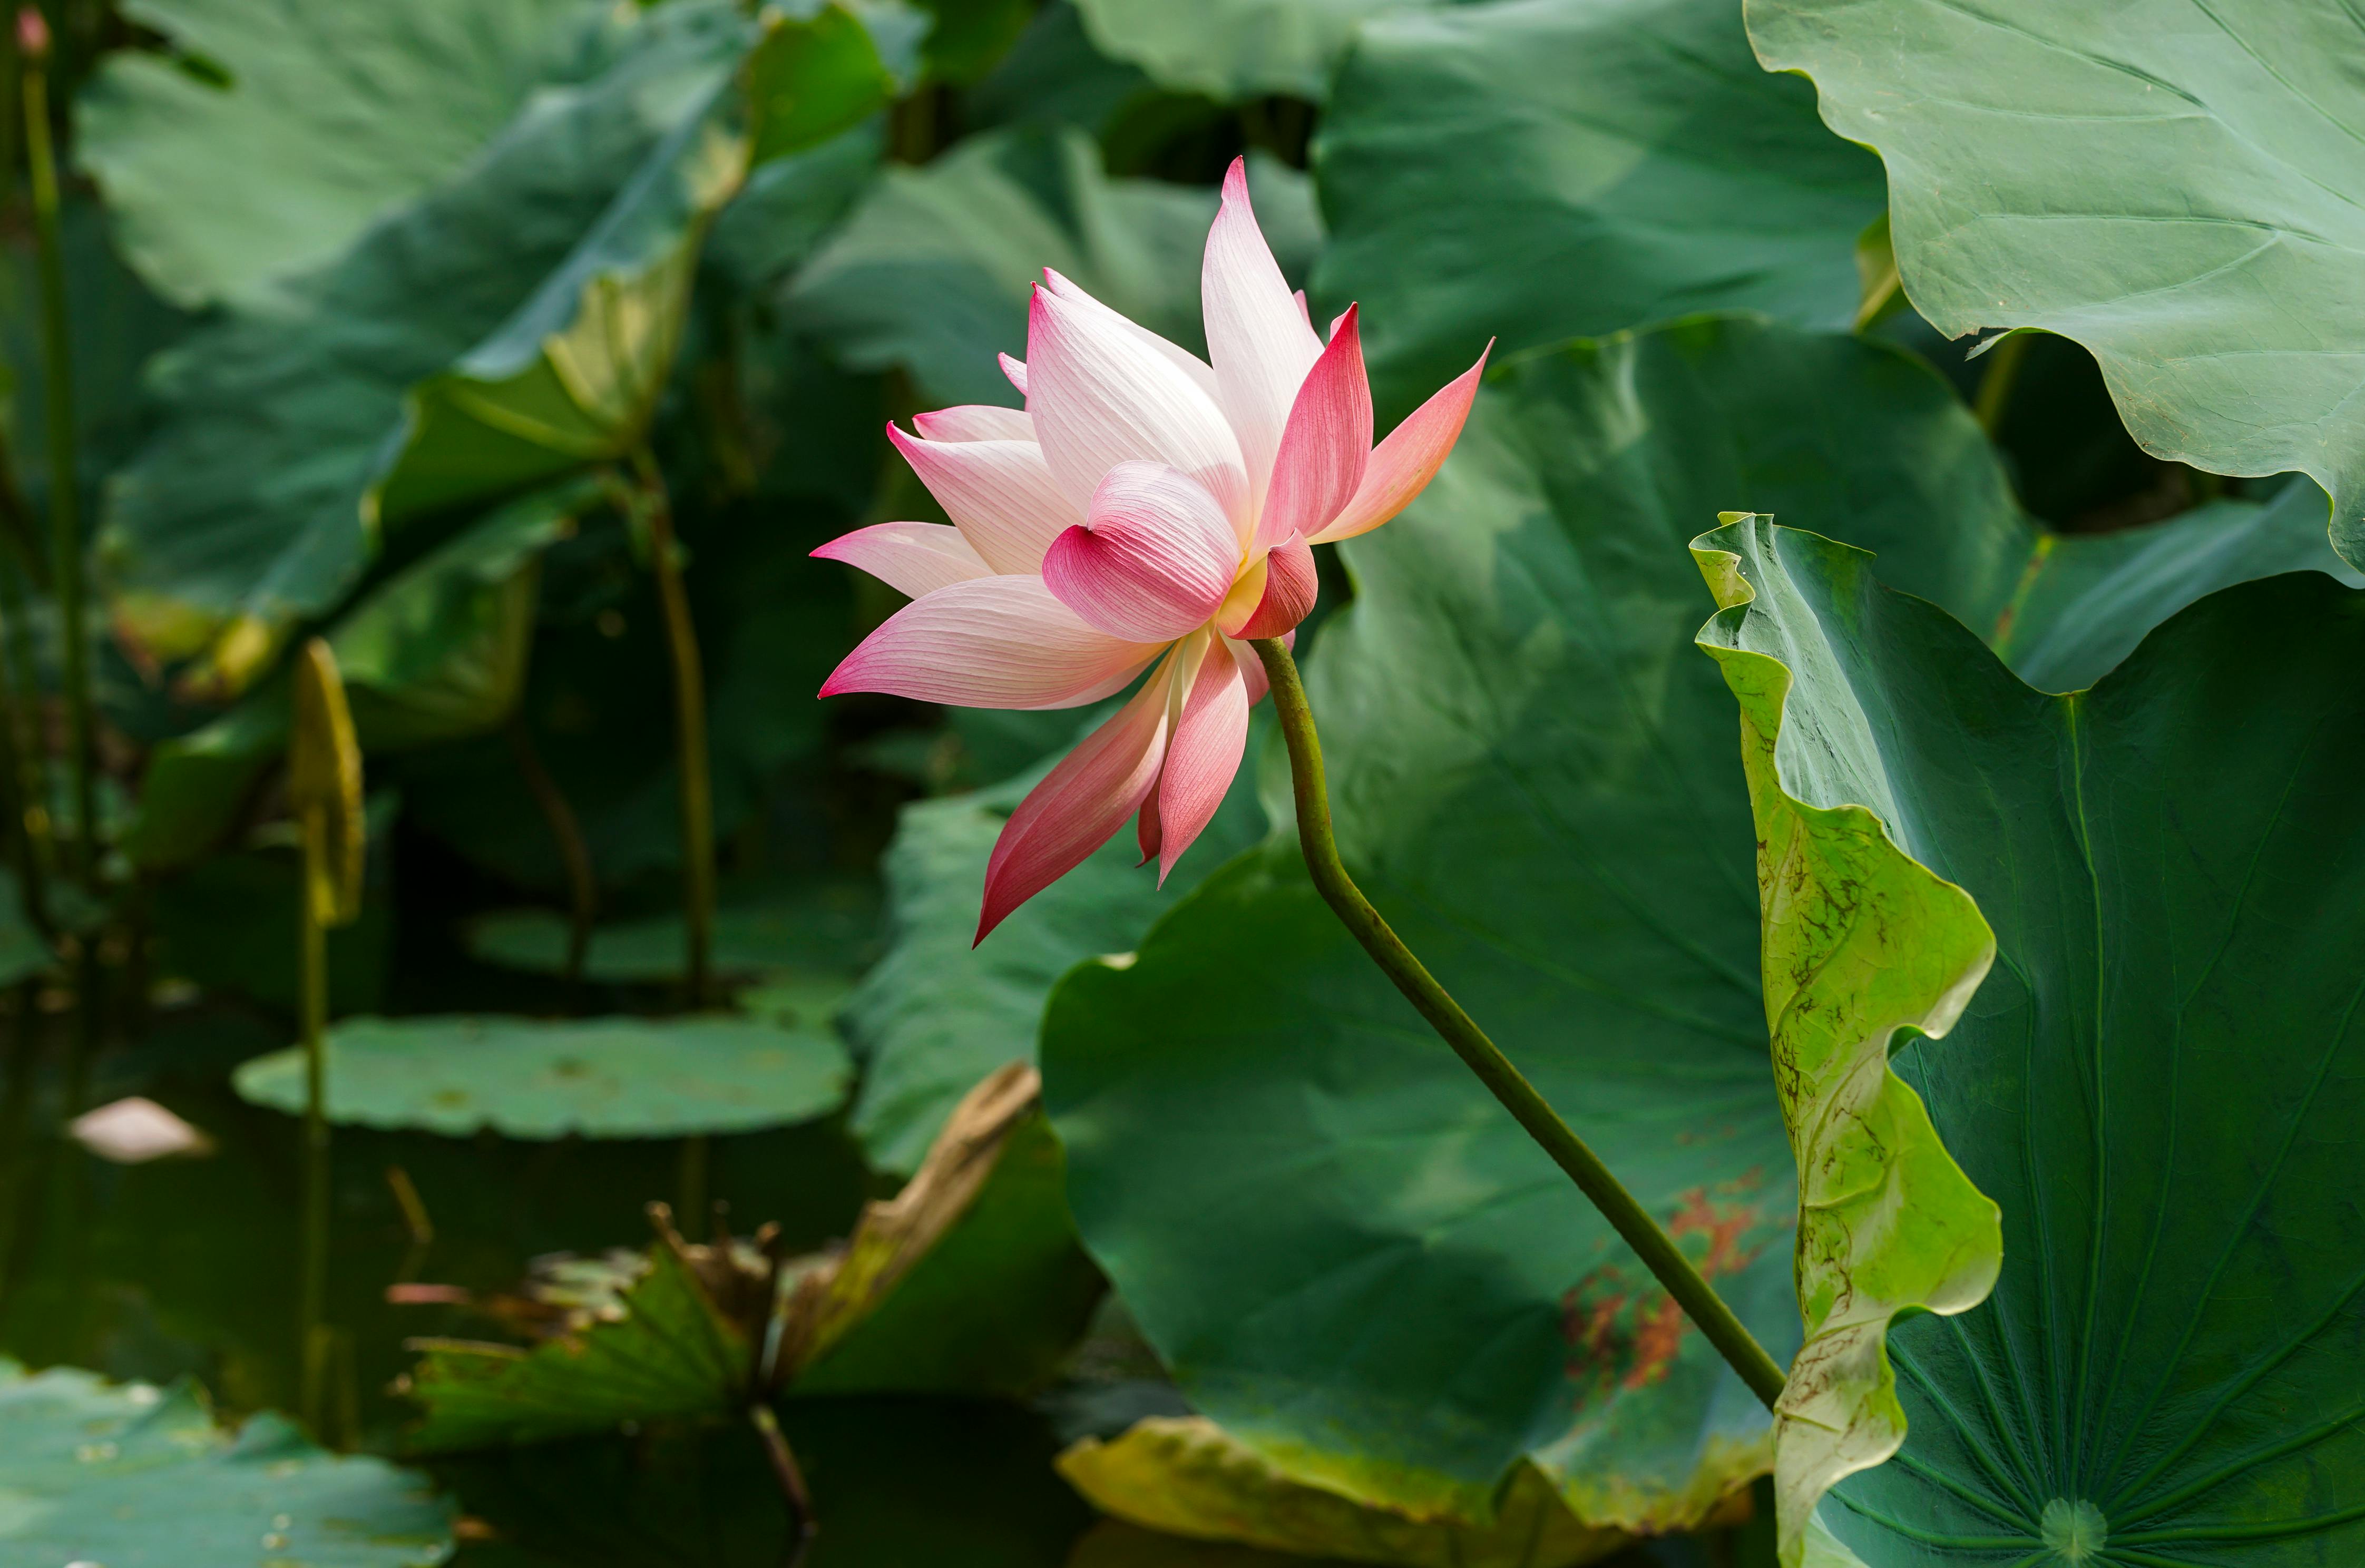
[0,579,43,933]
[22,59,92,888]
[1248,636,1790,1412]
[298,809,332,1436]
[1971,330,2031,436]
[630,448,712,1010]
[748,1400,816,1568]
[0,554,50,910]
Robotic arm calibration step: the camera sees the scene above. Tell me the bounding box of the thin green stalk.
[297,807,332,1435]
[0,581,42,932]
[748,1401,816,1567]
[0,554,49,907]
[21,47,93,888]
[1248,636,1790,1411]
[630,447,712,1009]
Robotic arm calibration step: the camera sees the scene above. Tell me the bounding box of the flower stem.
[298,806,332,1436]
[630,447,713,1009]
[1248,636,1789,1411]
[747,1400,816,1567]
[505,715,597,998]
[22,54,93,888]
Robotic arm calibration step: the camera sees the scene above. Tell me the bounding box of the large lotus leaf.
[1070,0,1467,101]
[100,2,753,698]
[1314,0,1884,422]
[364,6,894,530]
[76,0,611,311]
[783,122,1317,407]
[843,734,1267,1176]
[1059,1416,1631,1568]
[1696,518,2365,1564]
[1747,0,2365,569]
[1036,315,2357,1536]
[0,1360,452,1566]
[231,1012,850,1138]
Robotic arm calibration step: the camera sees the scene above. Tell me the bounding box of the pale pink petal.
[1233,532,1318,639]
[818,574,1162,710]
[1259,305,1372,551]
[1000,353,1029,398]
[1203,158,1323,520]
[1152,635,1250,883]
[1043,269,1218,399]
[1027,286,1248,527]
[914,405,1034,443]
[1043,463,1240,642]
[886,423,1081,574]
[1294,289,1312,331]
[812,521,993,600]
[1309,342,1492,544]
[979,660,1178,940]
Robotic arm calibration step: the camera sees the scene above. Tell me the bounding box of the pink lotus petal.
[1233,532,1319,640]
[1309,341,1491,545]
[1000,353,1029,397]
[1294,289,1312,331]
[819,574,1162,710]
[1043,463,1240,642]
[886,422,1081,574]
[1044,269,1218,398]
[1135,767,1162,866]
[813,521,993,600]
[70,1096,210,1163]
[1260,305,1372,551]
[1203,158,1323,520]
[1028,286,1248,528]
[979,660,1178,940]
[914,405,1034,443]
[1152,635,1251,883]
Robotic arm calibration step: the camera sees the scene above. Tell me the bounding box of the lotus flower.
[816,159,1488,940]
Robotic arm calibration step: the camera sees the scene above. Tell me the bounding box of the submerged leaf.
[1750,0,2365,567]
[231,1013,851,1139]
[0,1359,452,1565]
[1060,1417,1634,1568]
[1696,517,2365,1561]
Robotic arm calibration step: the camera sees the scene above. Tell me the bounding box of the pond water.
[0,999,1754,1568]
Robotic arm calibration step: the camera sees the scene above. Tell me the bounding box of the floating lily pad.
[232,1013,851,1138]
[0,1359,452,1566]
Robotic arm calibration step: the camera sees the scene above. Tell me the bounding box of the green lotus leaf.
[1748,0,2365,567]
[1070,0,1465,101]
[784,122,1316,407]
[231,1012,850,1139]
[1699,508,2365,1560]
[1315,0,1884,422]
[99,2,752,697]
[0,1359,452,1565]
[1036,315,2355,1540]
[1059,1416,1633,1568]
[843,741,1266,1175]
[77,0,611,310]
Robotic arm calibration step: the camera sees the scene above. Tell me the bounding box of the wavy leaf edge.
[1689,511,2004,1564]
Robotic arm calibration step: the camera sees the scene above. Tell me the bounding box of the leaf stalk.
[630,447,714,1008]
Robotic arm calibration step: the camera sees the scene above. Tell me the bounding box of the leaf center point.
[2040,1498,2107,1563]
